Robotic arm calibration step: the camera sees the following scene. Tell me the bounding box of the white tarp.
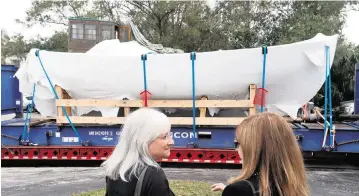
[14,33,338,120]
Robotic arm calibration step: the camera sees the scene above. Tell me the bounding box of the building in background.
[67,17,133,53]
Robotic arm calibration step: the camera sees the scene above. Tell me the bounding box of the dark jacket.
[222,174,279,196]
[105,166,175,196]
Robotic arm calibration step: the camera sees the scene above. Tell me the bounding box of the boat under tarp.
[14,33,338,120]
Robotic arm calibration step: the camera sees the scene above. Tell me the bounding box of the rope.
[191,52,197,144]
[261,45,268,112]
[128,21,184,54]
[34,50,84,144]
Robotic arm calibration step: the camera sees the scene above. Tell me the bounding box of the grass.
[73,180,221,196]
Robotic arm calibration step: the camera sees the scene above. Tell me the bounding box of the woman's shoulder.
[146,165,165,174]
[222,179,258,196]
[142,165,175,196]
[143,165,167,182]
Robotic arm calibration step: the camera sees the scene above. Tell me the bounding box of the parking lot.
[2,166,359,196]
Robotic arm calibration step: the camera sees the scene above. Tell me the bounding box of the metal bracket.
[186,142,198,148]
[295,134,304,142]
[82,140,92,146]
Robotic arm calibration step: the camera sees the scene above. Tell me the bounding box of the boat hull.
[15,33,338,119]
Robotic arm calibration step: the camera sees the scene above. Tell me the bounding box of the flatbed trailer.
[1,119,359,163]
[2,63,359,164]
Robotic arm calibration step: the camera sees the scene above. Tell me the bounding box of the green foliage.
[19,0,92,26]
[73,180,221,196]
[1,30,68,65]
[315,43,359,107]
[127,1,226,52]
[275,1,346,45]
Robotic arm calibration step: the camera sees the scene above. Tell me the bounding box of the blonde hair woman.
[211,112,309,196]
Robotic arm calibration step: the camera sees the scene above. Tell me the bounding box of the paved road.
[2,167,359,196]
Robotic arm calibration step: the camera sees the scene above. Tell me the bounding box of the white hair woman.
[102,108,175,196]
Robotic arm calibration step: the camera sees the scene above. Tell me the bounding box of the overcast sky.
[1,0,358,45]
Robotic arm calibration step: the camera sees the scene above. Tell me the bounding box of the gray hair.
[101,107,171,182]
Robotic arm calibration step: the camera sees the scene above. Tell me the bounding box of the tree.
[126,1,227,52]
[1,31,68,66]
[274,1,347,45]
[1,32,32,65]
[1,29,11,64]
[214,0,292,49]
[18,0,93,27]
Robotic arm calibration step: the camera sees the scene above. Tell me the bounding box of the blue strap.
[22,84,36,142]
[323,45,333,148]
[142,54,148,91]
[324,46,328,147]
[21,103,30,141]
[35,50,83,144]
[261,45,268,112]
[326,46,333,146]
[191,52,197,143]
[27,84,36,141]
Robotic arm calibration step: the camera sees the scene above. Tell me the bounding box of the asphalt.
[1,167,359,196]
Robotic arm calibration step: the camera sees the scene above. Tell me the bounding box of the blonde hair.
[229,112,309,196]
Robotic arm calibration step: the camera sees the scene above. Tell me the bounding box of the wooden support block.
[63,90,72,116]
[55,86,64,115]
[55,85,64,125]
[123,98,130,116]
[57,116,246,126]
[249,84,256,116]
[55,85,73,125]
[124,108,130,116]
[200,96,208,118]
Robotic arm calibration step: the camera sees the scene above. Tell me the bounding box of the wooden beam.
[200,96,208,118]
[55,86,64,116]
[55,85,64,125]
[124,107,130,116]
[57,116,246,126]
[56,99,253,108]
[29,119,54,126]
[249,84,256,116]
[63,89,72,116]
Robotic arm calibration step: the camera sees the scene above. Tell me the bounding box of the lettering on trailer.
[89,131,113,136]
[89,131,115,142]
[113,131,197,139]
[88,131,197,139]
[170,132,197,139]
